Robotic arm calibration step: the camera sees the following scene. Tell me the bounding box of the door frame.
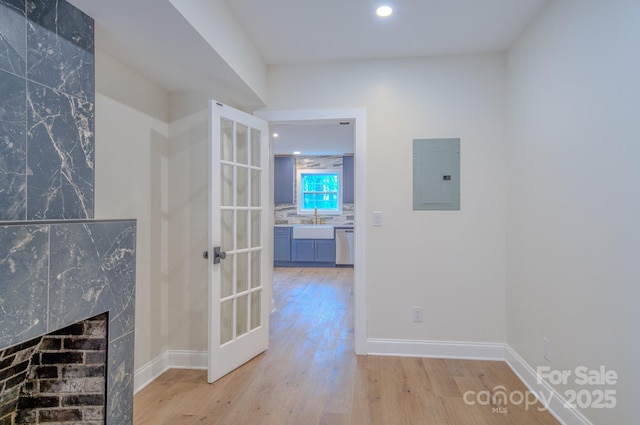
[255,107,367,354]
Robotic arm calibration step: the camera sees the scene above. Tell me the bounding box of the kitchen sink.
[292,225,334,239]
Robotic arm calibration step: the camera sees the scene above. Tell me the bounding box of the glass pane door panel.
[221,119,233,162]
[210,103,269,384]
[221,165,234,207]
[220,254,234,298]
[236,295,248,337]
[237,167,248,207]
[236,210,248,250]
[236,252,248,293]
[250,129,261,167]
[236,124,248,165]
[251,251,261,289]
[220,299,233,345]
[251,290,261,330]
[251,170,261,207]
[220,210,234,252]
[251,211,261,248]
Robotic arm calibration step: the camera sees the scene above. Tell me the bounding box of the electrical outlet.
[412,306,424,323]
[543,337,551,362]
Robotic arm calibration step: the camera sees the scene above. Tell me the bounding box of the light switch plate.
[372,211,383,227]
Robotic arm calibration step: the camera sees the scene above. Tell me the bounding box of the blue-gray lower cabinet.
[314,240,336,262]
[274,227,291,262]
[292,239,336,264]
[276,229,336,267]
[291,239,315,262]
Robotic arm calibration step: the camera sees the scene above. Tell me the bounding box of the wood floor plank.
[134,267,560,425]
[423,358,464,398]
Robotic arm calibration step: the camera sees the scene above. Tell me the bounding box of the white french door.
[208,100,271,383]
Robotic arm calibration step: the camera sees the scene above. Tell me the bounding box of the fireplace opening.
[0,312,108,425]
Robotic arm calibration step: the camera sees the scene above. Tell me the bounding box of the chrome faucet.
[314,207,318,224]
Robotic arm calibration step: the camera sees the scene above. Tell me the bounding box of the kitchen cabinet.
[314,240,336,262]
[291,239,314,262]
[291,239,336,263]
[274,227,292,262]
[274,156,295,204]
[343,155,354,203]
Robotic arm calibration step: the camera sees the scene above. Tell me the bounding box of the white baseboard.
[506,346,593,425]
[134,341,505,394]
[366,338,506,361]
[167,350,208,370]
[134,350,207,394]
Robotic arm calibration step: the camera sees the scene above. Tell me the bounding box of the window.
[297,169,342,214]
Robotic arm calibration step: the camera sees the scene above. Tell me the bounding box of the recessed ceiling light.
[273,133,278,138]
[376,5,392,17]
[293,151,301,155]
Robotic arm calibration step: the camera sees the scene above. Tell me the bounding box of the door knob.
[213,246,227,264]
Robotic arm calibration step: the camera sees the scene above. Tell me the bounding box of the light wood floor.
[134,267,560,425]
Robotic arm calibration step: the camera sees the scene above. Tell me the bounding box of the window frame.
[296,169,343,215]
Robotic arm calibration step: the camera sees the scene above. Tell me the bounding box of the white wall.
[265,55,508,344]
[94,51,230,373]
[166,94,210,354]
[506,1,640,423]
[94,48,171,371]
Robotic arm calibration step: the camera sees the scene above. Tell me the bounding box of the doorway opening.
[256,108,366,355]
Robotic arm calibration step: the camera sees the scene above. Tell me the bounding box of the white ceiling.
[69,0,548,95]
[226,0,548,65]
[68,0,547,155]
[272,121,354,156]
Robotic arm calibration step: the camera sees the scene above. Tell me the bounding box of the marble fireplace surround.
[0,219,136,424]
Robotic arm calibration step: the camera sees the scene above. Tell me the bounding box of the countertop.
[274,223,354,228]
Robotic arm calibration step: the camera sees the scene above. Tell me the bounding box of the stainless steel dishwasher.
[335,228,354,266]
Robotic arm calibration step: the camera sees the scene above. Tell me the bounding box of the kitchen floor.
[133,267,559,425]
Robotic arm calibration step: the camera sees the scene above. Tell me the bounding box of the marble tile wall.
[0,0,95,221]
[0,220,136,425]
[274,155,355,225]
[0,2,135,423]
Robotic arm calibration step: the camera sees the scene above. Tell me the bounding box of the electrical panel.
[413,138,460,210]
